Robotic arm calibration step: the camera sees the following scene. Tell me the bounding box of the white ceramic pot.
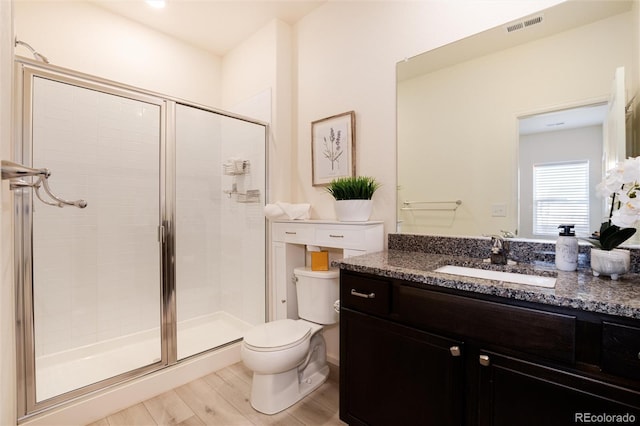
[590,248,630,280]
[334,199,373,222]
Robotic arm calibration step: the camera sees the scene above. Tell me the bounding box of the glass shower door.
[27,75,164,403]
[16,63,269,419]
[174,104,266,360]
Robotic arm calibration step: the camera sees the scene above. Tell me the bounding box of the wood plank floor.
[87,362,346,426]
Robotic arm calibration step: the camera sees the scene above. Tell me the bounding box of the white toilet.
[241,266,339,414]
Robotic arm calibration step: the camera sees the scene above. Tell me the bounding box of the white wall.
[293,0,564,235]
[222,19,293,202]
[14,1,222,107]
[0,1,15,424]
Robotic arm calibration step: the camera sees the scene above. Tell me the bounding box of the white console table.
[271,220,384,320]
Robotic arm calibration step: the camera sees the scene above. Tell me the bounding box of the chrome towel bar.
[401,199,462,212]
[1,160,87,208]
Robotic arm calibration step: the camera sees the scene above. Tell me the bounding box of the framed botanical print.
[311,111,355,186]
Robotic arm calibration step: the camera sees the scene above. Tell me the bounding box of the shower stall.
[11,59,267,419]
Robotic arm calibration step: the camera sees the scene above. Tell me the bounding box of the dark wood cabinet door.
[477,350,640,426]
[340,308,464,426]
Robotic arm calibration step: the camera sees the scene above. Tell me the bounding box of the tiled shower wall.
[175,104,266,328]
[175,105,223,324]
[218,116,266,327]
[32,77,161,357]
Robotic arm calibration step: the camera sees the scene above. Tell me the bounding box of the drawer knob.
[329,234,344,238]
[351,289,376,299]
[285,231,296,235]
[450,346,461,357]
[479,354,491,367]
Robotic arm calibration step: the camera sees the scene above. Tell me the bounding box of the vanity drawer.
[315,228,365,249]
[341,272,391,316]
[397,285,576,363]
[602,322,640,380]
[272,223,315,243]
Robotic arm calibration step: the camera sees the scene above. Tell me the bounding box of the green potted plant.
[325,176,380,221]
[587,221,636,251]
[587,157,640,279]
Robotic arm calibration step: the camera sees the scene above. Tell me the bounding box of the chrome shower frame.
[13,57,270,421]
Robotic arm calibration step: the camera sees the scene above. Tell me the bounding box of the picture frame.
[311,111,356,186]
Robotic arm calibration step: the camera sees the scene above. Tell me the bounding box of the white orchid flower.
[601,157,640,229]
[611,207,639,228]
[597,167,625,197]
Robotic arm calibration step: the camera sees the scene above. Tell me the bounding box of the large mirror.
[397,0,638,240]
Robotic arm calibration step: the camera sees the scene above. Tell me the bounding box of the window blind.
[533,161,590,237]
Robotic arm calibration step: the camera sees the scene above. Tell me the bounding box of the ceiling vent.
[505,14,544,34]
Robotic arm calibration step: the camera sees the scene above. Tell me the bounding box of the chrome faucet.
[489,235,510,265]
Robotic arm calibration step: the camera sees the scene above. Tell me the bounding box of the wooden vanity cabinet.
[339,270,640,426]
[340,272,465,426]
[477,350,640,426]
[340,309,464,426]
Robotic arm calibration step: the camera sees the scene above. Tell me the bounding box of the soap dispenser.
[556,224,578,272]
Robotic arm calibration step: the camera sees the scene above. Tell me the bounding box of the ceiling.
[90,0,325,56]
[519,104,608,135]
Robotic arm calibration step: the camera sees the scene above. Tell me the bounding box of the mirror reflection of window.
[532,161,590,237]
[518,104,606,239]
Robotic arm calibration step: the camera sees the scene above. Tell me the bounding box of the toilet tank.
[293,267,339,325]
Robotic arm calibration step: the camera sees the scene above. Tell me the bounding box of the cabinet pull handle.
[329,234,344,238]
[351,289,376,299]
[449,346,461,357]
[285,231,296,235]
[479,354,491,367]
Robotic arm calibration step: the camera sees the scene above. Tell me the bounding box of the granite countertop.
[335,250,640,320]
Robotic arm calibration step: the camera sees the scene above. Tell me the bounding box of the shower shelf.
[222,159,250,175]
[224,188,260,203]
[223,158,259,203]
[238,190,260,203]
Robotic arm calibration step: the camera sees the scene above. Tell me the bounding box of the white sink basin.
[434,265,556,288]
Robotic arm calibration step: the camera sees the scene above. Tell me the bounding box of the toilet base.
[249,332,329,415]
[250,364,329,415]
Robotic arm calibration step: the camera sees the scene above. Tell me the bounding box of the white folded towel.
[264,202,311,220]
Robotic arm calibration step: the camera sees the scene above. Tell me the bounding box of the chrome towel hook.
[1,160,87,209]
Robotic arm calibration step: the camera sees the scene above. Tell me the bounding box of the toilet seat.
[243,319,311,352]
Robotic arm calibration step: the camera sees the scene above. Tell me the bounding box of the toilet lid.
[243,319,311,350]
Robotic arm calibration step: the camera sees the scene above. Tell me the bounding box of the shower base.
[35,311,253,402]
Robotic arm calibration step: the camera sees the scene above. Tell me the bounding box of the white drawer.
[273,223,315,243]
[315,228,366,249]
